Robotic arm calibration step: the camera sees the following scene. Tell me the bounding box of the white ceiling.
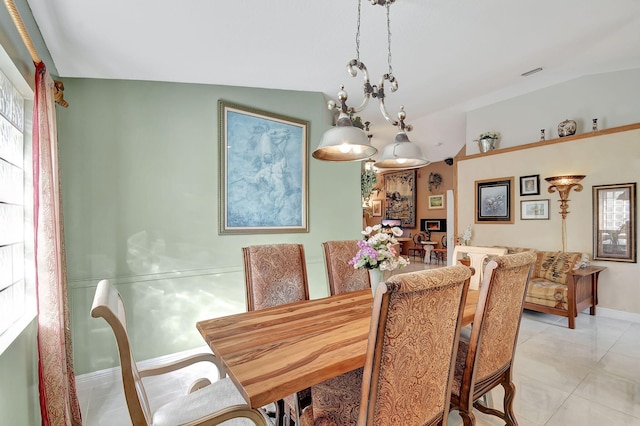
[26,0,640,162]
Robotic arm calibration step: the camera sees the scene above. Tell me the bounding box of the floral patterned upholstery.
[307,265,471,425]
[242,244,310,310]
[322,240,371,295]
[450,251,536,426]
[242,244,311,424]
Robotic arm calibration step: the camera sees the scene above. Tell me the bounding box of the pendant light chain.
[355,0,362,62]
[386,2,393,75]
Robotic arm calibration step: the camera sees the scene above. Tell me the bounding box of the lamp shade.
[313,112,377,161]
[373,131,430,170]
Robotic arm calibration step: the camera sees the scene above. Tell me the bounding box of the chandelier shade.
[373,131,430,170]
[313,112,377,161]
[313,0,429,168]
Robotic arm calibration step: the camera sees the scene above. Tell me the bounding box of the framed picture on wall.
[384,169,417,227]
[519,174,540,196]
[421,219,447,232]
[593,183,636,262]
[475,177,514,224]
[520,199,550,220]
[371,200,382,217]
[218,100,309,234]
[428,195,445,209]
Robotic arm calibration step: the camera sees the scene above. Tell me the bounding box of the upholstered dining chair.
[243,243,311,425]
[449,251,536,426]
[91,279,269,426]
[321,240,371,295]
[306,265,472,426]
[243,243,310,311]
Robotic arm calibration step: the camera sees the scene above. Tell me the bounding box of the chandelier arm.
[340,59,373,114]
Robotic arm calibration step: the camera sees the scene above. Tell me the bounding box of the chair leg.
[502,380,518,426]
[458,408,476,426]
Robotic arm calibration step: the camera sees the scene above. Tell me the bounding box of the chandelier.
[312,0,429,170]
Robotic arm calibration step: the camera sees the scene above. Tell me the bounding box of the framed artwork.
[519,174,540,196]
[475,177,514,224]
[593,183,636,262]
[421,219,447,232]
[428,195,445,209]
[384,169,417,228]
[218,100,309,234]
[520,199,550,220]
[371,200,382,217]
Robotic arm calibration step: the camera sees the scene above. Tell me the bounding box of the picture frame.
[519,174,540,196]
[384,169,417,228]
[428,195,445,209]
[593,183,636,262]
[421,219,447,232]
[520,199,550,220]
[371,200,382,217]
[218,100,309,234]
[475,177,514,224]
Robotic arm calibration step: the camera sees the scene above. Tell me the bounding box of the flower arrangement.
[478,131,500,140]
[349,225,410,271]
[456,225,473,246]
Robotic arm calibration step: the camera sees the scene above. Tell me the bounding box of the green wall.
[0,318,40,425]
[56,78,364,375]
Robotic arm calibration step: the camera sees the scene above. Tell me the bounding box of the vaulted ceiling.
[26,0,640,161]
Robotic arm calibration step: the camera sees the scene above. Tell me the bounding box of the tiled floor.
[77,260,640,425]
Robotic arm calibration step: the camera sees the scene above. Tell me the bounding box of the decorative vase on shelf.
[477,137,498,153]
[558,119,577,137]
[368,268,389,296]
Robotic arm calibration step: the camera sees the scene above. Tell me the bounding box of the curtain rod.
[3,0,69,107]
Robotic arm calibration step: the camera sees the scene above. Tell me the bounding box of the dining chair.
[243,243,310,311]
[306,265,472,426]
[90,279,269,426]
[449,251,536,426]
[406,232,427,260]
[321,240,371,295]
[243,243,311,425]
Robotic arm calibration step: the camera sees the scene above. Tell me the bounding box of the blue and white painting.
[222,104,308,233]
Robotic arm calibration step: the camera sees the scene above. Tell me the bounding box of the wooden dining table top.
[196,288,479,409]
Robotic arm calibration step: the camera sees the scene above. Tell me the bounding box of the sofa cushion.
[525,278,567,310]
[534,251,582,284]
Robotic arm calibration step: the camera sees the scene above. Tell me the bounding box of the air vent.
[521,67,543,77]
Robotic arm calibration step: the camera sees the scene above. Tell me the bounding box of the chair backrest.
[451,245,508,290]
[359,266,472,425]
[464,251,536,392]
[321,240,371,295]
[242,244,310,311]
[91,280,152,426]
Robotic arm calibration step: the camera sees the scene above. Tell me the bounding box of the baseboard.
[596,307,640,324]
[75,345,211,386]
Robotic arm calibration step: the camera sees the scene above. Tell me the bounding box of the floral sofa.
[499,248,596,329]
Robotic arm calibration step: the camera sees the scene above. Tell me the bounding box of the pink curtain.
[34,62,82,425]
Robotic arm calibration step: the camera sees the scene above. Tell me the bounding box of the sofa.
[500,248,604,329]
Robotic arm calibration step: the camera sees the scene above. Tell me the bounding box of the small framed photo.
[475,177,514,224]
[519,174,540,196]
[421,219,446,232]
[371,200,382,217]
[520,199,550,220]
[429,195,444,209]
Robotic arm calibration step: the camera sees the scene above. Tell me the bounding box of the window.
[0,51,34,353]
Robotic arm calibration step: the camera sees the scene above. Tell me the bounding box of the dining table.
[196,287,479,410]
